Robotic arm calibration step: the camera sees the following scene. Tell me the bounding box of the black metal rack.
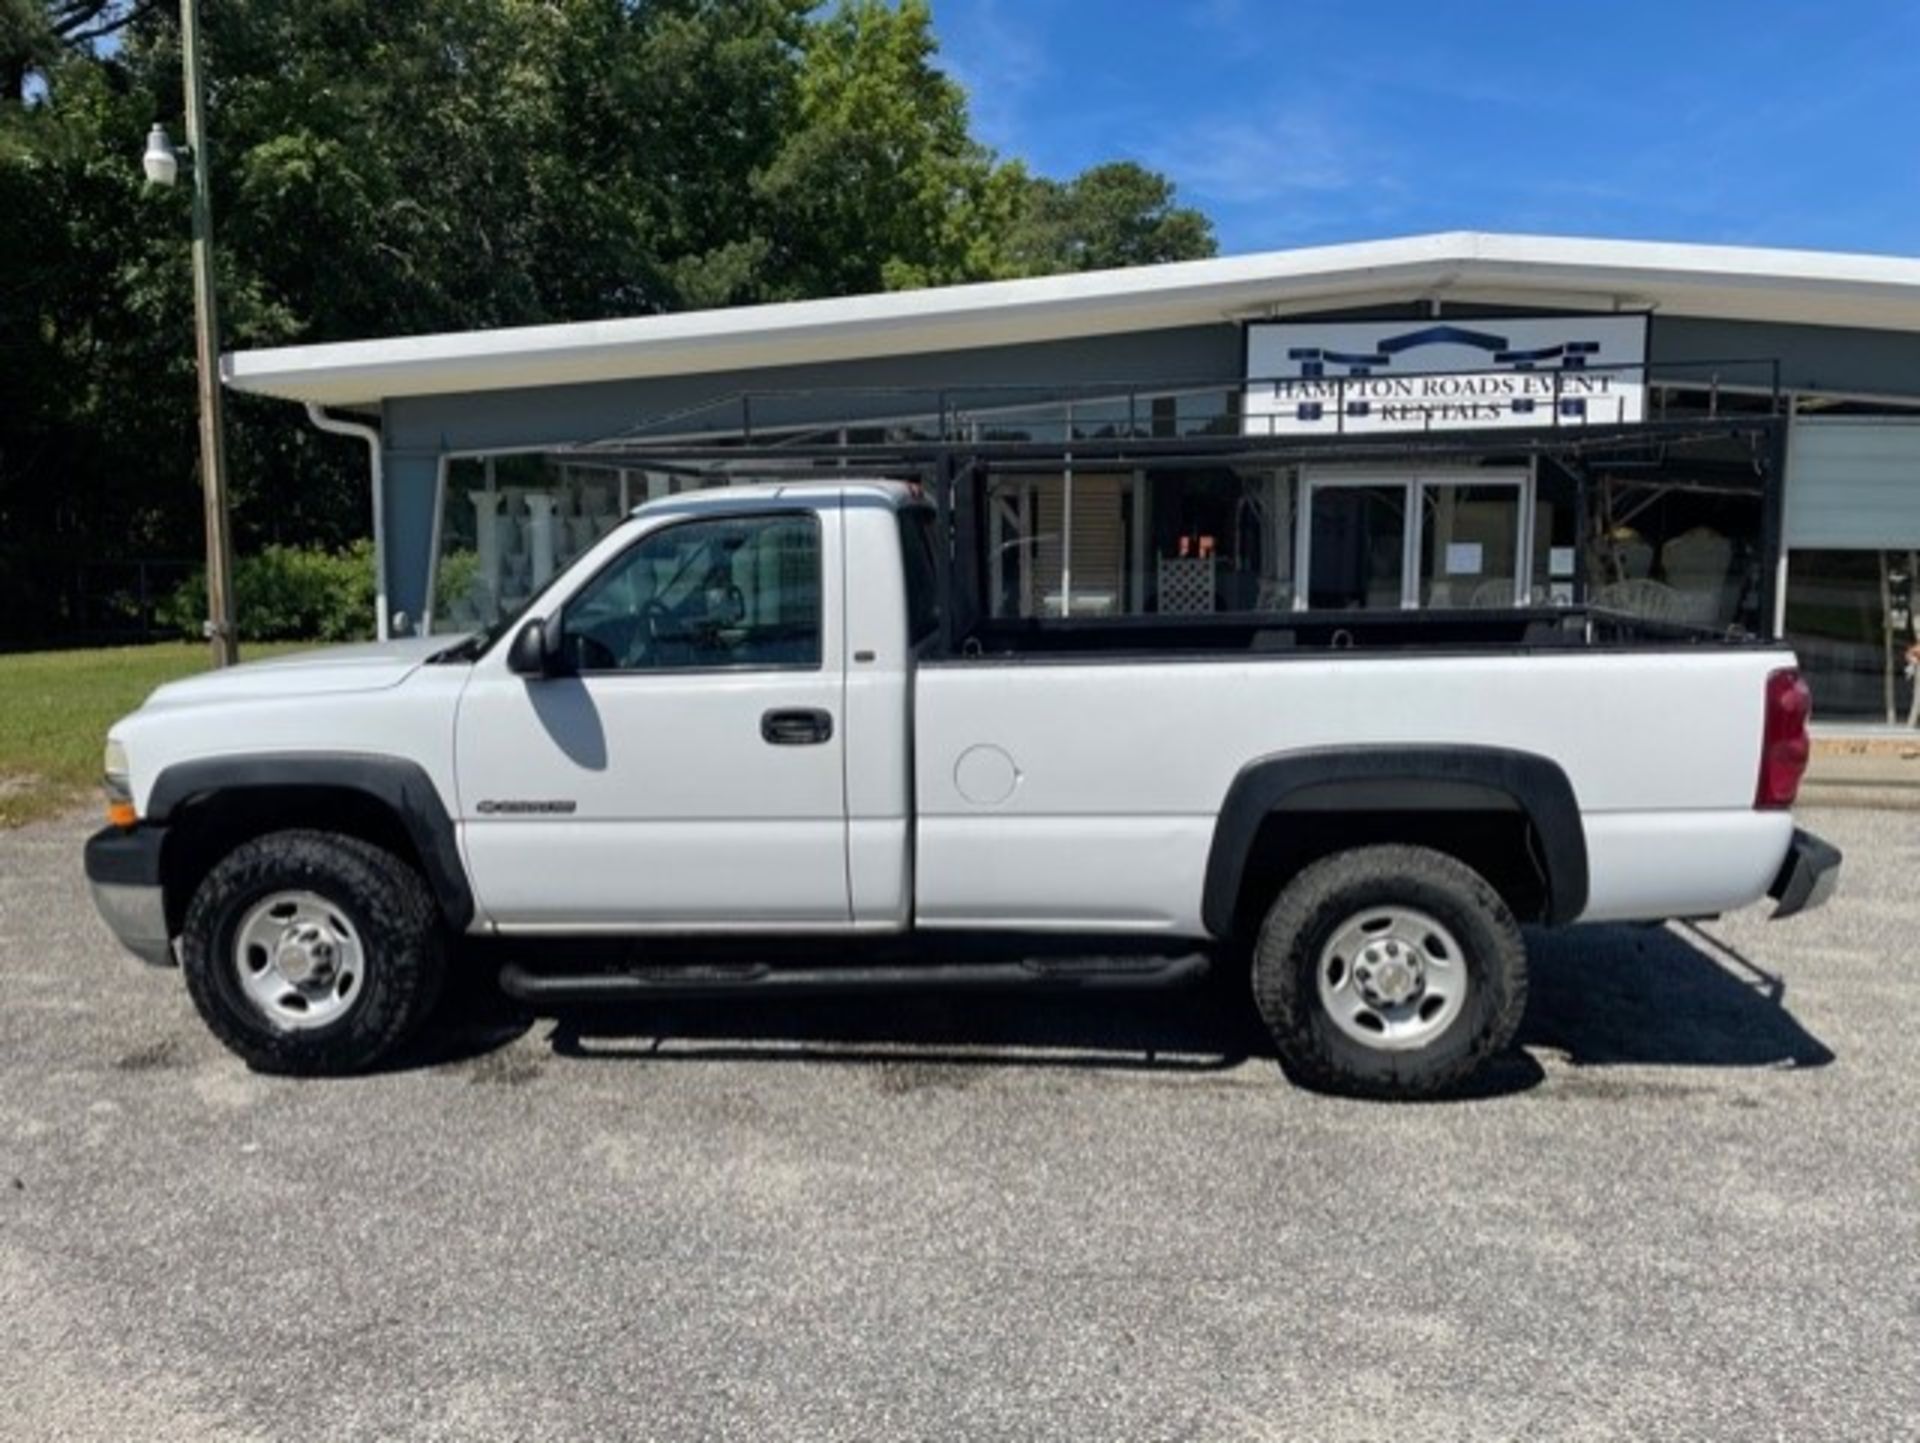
[533,357,1787,650]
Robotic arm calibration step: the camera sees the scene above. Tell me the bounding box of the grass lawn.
[0,642,304,827]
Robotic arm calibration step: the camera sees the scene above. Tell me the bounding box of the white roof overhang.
[222,231,1920,409]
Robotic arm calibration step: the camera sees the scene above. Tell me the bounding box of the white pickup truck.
[86,480,1839,1097]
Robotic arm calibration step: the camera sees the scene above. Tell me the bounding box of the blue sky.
[935,0,1920,258]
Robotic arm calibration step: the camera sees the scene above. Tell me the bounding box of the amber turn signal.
[106,800,138,828]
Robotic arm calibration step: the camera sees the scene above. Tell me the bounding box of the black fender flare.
[1201,745,1588,937]
[146,753,474,931]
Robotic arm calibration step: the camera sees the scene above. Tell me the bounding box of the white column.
[470,490,504,611]
[1271,470,1292,594]
[525,493,559,589]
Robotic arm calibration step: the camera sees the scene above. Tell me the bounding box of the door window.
[562,513,821,672]
[1419,484,1523,608]
[1307,485,1408,610]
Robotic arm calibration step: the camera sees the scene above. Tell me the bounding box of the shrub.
[435,547,480,622]
[159,539,377,644]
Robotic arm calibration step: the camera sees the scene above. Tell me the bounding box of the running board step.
[497,951,1211,1004]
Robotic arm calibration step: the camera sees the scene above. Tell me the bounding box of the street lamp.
[142,124,181,187]
[142,0,237,667]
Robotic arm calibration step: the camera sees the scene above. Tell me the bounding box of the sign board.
[1245,316,1647,436]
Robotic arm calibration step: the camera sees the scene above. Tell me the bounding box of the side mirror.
[506,617,567,678]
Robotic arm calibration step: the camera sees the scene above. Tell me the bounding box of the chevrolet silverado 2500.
[85,480,1840,1097]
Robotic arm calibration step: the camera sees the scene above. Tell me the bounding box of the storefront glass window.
[981,462,1584,621]
[1785,549,1919,724]
[1585,467,1765,632]
[983,466,1293,619]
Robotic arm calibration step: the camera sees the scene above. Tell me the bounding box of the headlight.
[103,738,135,825]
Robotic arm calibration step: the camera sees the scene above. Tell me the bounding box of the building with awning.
[222,231,1920,724]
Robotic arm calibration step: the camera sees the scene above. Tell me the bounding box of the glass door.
[1418,479,1529,609]
[1302,482,1411,610]
[1297,469,1531,612]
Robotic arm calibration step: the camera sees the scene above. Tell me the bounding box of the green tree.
[753,0,1019,295]
[2,1,156,103]
[1005,160,1216,275]
[0,0,1218,645]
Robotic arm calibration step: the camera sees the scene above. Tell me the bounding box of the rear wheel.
[180,829,446,1075]
[1251,845,1527,1099]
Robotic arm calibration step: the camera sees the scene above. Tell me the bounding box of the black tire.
[180,829,447,1075]
[1251,844,1527,1100]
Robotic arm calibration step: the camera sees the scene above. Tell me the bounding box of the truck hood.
[142,635,467,709]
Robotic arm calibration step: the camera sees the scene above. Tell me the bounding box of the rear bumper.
[83,825,174,966]
[1768,828,1842,920]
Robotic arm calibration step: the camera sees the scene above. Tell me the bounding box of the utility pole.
[182,0,237,666]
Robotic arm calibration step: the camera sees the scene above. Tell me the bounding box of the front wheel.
[180,829,446,1075]
[1251,845,1528,1099]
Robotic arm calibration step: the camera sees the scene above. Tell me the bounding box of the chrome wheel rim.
[1315,905,1468,1052]
[232,890,366,1032]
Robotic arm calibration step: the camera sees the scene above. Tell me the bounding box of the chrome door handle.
[761,708,833,746]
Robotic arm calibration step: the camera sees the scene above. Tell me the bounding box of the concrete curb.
[1798,782,1920,810]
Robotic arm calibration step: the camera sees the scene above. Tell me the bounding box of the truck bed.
[911,632,1792,934]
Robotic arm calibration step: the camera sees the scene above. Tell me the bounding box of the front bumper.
[83,824,174,966]
[1768,827,1842,920]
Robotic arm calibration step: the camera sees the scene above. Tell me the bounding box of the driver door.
[454,504,849,928]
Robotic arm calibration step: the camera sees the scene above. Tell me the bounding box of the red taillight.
[1756,667,1812,809]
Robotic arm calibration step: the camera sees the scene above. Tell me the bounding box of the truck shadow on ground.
[1520,921,1834,1072]
[434,920,1835,1098]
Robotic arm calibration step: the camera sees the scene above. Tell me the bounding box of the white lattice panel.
[1158,556,1217,615]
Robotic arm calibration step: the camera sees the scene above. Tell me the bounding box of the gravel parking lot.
[2,806,1916,1441]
